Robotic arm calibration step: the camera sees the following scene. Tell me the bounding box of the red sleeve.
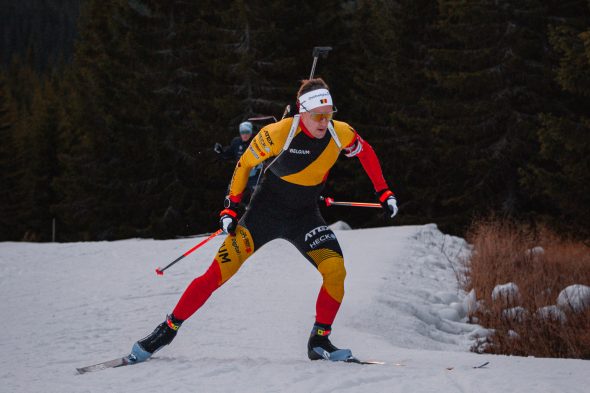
[347,134,389,192]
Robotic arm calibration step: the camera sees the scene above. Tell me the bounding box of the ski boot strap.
[166,314,183,331]
[311,324,331,337]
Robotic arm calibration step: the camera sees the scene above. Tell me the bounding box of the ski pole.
[155,229,223,276]
[309,46,332,79]
[320,196,381,209]
[248,115,278,123]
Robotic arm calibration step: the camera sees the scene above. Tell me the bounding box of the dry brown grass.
[461,217,590,359]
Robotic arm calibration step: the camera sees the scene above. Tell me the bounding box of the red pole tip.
[325,197,334,207]
[155,268,164,276]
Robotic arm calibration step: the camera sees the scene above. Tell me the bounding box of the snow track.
[1,225,587,392]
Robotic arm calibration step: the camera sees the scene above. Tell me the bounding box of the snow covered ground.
[1,224,588,392]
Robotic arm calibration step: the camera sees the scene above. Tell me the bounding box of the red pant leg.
[172,226,255,321]
[172,260,222,321]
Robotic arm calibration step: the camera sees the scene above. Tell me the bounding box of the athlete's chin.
[315,129,328,138]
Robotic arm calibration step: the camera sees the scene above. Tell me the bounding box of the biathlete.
[213,121,262,201]
[130,78,398,362]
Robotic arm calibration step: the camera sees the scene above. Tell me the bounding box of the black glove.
[213,142,223,154]
[219,197,239,235]
[376,189,398,218]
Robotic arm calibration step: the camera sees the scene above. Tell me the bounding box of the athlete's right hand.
[219,197,239,235]
[376,189,398,219]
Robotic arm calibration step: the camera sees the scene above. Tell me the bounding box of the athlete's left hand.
[219,197,239,235]
[377,189,398,218]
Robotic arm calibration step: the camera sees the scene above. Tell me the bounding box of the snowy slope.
[0,224,588,393]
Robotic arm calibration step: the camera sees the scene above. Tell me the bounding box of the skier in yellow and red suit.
[131,78,399,363]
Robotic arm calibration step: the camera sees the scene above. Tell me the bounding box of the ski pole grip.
[324,197,334,207]
[313,46,332,57]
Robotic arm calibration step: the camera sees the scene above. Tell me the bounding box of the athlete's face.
[240,132,252,142]
[301,105,334,139]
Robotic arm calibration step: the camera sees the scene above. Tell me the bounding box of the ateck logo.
[263,130,274,146]
[289,148,311,155]
[305,226,329,241]
[305,225,336,249]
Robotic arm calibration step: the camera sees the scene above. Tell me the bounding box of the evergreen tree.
[55,0,128,240]
[0,70,21,240]
[324,0,438,229]
[0,57,48,241]
[522,1,590,238]
[210,0,345,124]
[198,0,347,219]
[0,0,82,71]
[422,0,560,234]
[19,75,62,241]
[56,0,236,239]
[129,0,233,238]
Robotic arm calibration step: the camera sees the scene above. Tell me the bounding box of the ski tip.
[362,360,386,365]
[345,357,385,365]
[76,356,131,374]
[155,268,164,276]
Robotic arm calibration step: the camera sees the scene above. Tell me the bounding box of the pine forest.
[1,0,589,242]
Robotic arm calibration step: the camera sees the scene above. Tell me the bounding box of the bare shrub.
[463,217,590,359]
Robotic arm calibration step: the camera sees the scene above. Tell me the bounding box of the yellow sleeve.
[227,122,287,202]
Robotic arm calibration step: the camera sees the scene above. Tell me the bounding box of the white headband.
[298,89,333,112]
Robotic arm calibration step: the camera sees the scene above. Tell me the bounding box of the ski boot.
[129,314,183,363]
[307,323,354,361]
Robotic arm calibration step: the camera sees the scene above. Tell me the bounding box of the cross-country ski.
[76,356,135,374]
